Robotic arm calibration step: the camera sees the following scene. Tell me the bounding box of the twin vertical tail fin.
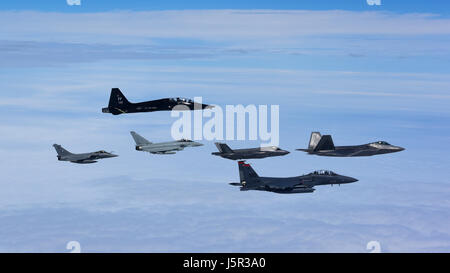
[238,161,259,184]
[215,142,234,153]
[308,132,322,150]
[130,131,152,146]
[308,132,335,151]
[314,135,335,151]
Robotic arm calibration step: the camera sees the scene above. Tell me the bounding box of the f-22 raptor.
[296,132,405,157]
[53,144,118,164]
[131,131,203,155]
[102,88,213,115]
[229,161,358,194]
[212,143,289,160]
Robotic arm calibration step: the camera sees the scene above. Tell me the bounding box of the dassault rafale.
[53,144,118,164]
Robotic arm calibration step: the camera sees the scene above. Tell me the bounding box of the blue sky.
[0,1,449,252]
[2,0,450,15]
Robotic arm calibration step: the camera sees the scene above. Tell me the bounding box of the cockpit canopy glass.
[171,97,194,104]
[309,170,337,176]
[374,141,390,145]
[178,139,193,142]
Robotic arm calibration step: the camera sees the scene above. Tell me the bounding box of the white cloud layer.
[2,10,450,43]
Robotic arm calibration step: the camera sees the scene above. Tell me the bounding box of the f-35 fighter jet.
[102,88,213,115]
[296,132,405,157]
[229,161,358,194]
[212,143,289,160]
[53,144,118,164]
[130,131,203,155]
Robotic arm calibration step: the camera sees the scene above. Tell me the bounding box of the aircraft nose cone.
[348,177,358,183]
[342,176,358,183]
[397,147,405,151]
[204,104,215,109]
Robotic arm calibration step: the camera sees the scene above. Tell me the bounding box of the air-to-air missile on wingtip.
[102,88,214,115]
[229,161,358,194]
[297,132,404,157]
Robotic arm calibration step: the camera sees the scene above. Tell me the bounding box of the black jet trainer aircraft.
[296,132,404,157]
[229,161,358,194]
[102,88,213,115]
[212,142,289,160]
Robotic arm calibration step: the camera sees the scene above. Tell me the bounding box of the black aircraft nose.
[347,177,358,183]
[341,176,358,183]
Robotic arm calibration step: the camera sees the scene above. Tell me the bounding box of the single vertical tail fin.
[53,144,73,156]
[110,88,131,105]
[238,161,259,184]
[215,142,234,153]
[130,131,152,146]
[110,88,131,107]
[313,135,335,151]
[308,132,322,150]
[103,88,132,115]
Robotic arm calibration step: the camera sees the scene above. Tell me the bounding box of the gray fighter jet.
[296,132,404,157]
[53,144,118,164]
[212,143,289,160]
[229,161,358,194]
[130,131,203,155]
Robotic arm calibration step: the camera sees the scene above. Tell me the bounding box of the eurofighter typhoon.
[131,131,203,155]
[297,132,404,157]
[229,161,358,194]
[53,144,118,164]
[212,143,289,160]
[102,88,213,115]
